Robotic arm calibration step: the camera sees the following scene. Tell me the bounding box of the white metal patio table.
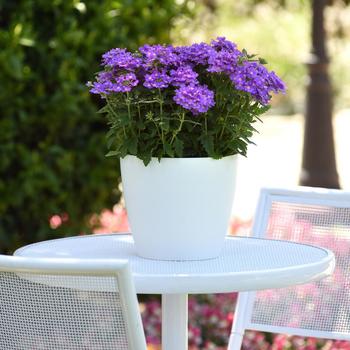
[14,233,335,350]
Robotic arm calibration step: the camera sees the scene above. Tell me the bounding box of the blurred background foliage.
[1,0,350,253]
[0,0,194,253]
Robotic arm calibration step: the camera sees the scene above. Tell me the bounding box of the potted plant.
[88,37,285,260]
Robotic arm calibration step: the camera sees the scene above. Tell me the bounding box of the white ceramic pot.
[120,155,238,260]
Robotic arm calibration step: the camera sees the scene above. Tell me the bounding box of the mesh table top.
[15,234,334,294]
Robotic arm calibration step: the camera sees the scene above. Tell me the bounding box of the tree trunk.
[299,0,340,188]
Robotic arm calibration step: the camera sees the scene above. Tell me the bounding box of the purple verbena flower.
[139,44,179,67]
[174,84,215,115]
[229,61,285,104]
[88,71,138,95]
[267,71,286,94]
[87,71,114,95]
[102,48,142,70]
[207,49,241,74]
[144,69,172,89]
[90,37,286,109]
[88,81,112,96]
[170,66,198,86]
[211,37,239,52]
[175,43,215,66]
[112,72,139,92]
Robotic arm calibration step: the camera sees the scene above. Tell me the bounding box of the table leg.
[162,293,188,350]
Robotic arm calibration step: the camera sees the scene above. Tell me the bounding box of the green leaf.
[174,138,184,157]
[106,129,115,149]
[106,136,114,149]
[97,106,109,114]
[119,112,130,126]
[164,142,174,157]
[8,55,23,79]
[105,150,120,157]
[136,120,146,130]
[125,137,137,154]
[142,156,152,166]
[119,144,129,158]
[227,104,234,112]
[200,134,215,157]
[159,118,169,131]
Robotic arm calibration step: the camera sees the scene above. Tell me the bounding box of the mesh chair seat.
[229,187,350,349]
[0,257,147,350]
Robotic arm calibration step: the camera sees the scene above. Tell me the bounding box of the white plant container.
[120,155,238,261]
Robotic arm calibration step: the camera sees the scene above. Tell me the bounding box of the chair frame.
[229,186,350,349]
[0,255,147,350]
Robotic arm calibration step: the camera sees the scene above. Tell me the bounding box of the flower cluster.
[88,37,285,114]
[174,84,215,115]
[88,37,286,163]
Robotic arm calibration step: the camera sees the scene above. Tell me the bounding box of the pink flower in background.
[49,212,69,229]
[139,299,161,346]
[328,340,350,350]
[272,334,290,350]
[50,215,62,229]
[242,330,270,350]
[93,204,130,233]
[229,217,252,236]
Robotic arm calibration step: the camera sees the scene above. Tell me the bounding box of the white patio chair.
[0,256,147,350]
[229,186,350,349]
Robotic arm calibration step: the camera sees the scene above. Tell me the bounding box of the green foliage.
[0,0,193,253]
[101,66,271,166]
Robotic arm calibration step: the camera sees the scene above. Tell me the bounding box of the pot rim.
[121,154,238,161]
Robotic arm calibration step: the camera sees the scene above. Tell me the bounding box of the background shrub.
[0,0,193,253]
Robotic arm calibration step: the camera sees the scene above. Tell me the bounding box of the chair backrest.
[229,187,350,350]
[0,256,147,350]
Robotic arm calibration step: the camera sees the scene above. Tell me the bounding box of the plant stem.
[126,92,132,120]
[126,92,136,137]
[137,103,141,137]
[107,95,126,137]
[158,89,165,152]
[219,111,230,139]
[170,112,185,144]
[158,89,163,117]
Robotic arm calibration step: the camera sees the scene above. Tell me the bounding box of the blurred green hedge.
[0,0,192,253]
